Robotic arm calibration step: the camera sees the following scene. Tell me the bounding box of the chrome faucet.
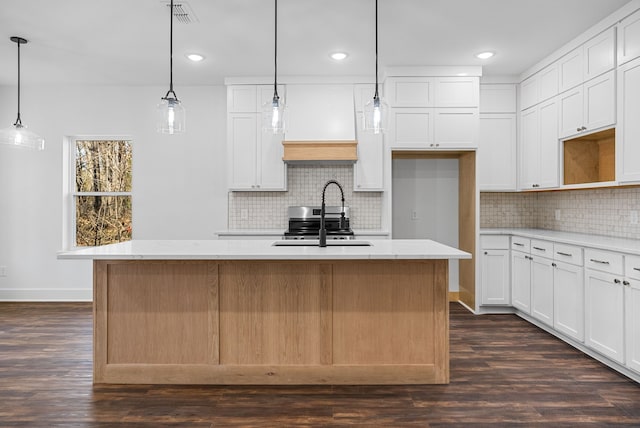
[319,180,346,247]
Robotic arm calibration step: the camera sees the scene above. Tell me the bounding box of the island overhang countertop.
[57,239,471,260]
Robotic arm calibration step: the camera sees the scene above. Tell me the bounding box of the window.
[69,138,132,247]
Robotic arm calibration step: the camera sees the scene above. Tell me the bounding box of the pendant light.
[363,0,388,134]
[0,37,45,150]
[262,0,285,134]
[157,0,186,134]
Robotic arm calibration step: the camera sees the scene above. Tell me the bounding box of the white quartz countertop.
[57,239,470,261]
[481,228,640,255]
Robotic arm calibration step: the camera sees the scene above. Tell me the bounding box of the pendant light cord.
[14,39,22,126]
[374,0,379,100]
[272,0,279,101]
[164,0,178,100]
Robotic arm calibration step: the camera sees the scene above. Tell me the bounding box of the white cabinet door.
[531,256,554,326]
[434,77,479,107]
[227,86,257,113]
[537,98,559,189]
[386,77,433,107]
[519,107,539,189]
[583,71,615,132]
[584,28,616,81]
[520,76,539,111]
[559,48,584,93]
[539,64,559,102]
[228,113,258,190]
[480,84,516,113]
[481,249,511,305]
[553,261,585,342]
[625,278,640,374]
[258,130,287,191]
[559,86,584,138]
[617,57,640,183]
[389,108,434,148]
[353,115,384,191]
[512,251,531,314]
[433,108,478,148]
[585,269,625,364]
[478,114,517,191]
[618,10,640,65]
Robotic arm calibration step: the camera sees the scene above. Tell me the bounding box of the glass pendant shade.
[363,95,389,134]
[262,96,286,133]
[157,96,186,134]
[0,123,45,150]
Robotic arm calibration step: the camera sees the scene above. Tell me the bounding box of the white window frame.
[63,135,133,249]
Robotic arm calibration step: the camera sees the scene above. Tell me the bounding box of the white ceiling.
[0,0,632,86]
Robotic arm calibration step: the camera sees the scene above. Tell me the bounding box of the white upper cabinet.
[353,113,384,191]
[285,84,356,141]
[434,77,479,107]
[559,70,615,139]
[539,63,560,102]
[618,9,640,66]
[559,48,584,93]
[558,28,616,93]
[227,86,257,113]
[386,77,433,107]
[478,114,517,191]
[521,76,540,111]
[617,57,640,183]
[389,108,434,148]
[433,108,478,148]
[480,84,517,113]
[519,98,559,190]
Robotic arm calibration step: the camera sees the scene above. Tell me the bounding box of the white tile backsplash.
[481,188,640,240]
[228,165,382,230]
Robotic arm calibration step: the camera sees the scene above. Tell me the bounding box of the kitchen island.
[58,239,470,385]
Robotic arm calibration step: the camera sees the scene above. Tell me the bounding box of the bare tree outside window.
[74,140,132,246]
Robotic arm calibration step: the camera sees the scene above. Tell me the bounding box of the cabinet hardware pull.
[513,243,524,247]
[614,279,621,284]
[484,251,488,255]
[590,259,610,265]
[552,262,557,267]
[556,251,572,257]
[581,126,587,131]
[624,280,631,286]
[576,127,582,132]
[634,268,640,272]
[533,246,546,251]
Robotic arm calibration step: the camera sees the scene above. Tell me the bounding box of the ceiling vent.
[161,1,199,24]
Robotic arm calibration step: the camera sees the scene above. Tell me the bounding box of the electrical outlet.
[0,266,6,277]
[631,210,638,225]
[555,209,561,221]
[411,210,419,220]
[240,209,249,221]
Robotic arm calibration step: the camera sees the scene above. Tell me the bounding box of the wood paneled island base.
[93,259,450,385]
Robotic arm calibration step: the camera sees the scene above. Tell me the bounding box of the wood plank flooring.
[1,302,639,426]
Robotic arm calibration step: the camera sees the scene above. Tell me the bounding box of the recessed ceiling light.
[330,52,348,61]
[186,53,205,62]
[476,51,495,60]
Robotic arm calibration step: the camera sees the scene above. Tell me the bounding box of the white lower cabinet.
[625,278,640,374]
[585,268,625,364]
[553,261,584,342]
[481,249,510,305]
[531,256,554,326]
[511,250,531,313]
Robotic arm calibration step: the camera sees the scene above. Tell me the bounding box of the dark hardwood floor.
[1,302,639,427]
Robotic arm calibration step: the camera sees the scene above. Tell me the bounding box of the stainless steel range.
[283,206,354,240]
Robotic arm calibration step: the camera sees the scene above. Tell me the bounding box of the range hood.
[282,84,358,164]
[282,141,357,164]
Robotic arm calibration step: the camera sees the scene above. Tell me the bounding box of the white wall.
[0,84,228,300]
[392,158,459,291]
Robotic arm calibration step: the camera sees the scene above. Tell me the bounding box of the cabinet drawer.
[481,235,510,250]
[626,255,640,280]
[553,243,583,266]
[585,248,623,275]
[531,240,553,258]
[511,237,531,252]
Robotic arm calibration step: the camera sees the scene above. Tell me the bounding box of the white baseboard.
[0,288,92,302]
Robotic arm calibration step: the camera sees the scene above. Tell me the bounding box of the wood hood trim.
[282,141,358,163]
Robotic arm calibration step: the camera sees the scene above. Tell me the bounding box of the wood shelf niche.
[563,128,615,185]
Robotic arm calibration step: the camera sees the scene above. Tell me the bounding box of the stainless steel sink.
[272,240,372,247]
